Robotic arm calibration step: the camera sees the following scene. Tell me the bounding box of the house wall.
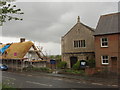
[2,59,47,70]
[95,34,120,72]
[62,53,95,68]
[61,23,95,68]
[24,52,39,60]
[31,62,46,68]
[62,24,94,53]
[118,34,120,76]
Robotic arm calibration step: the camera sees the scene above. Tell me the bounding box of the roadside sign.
[80,60,87,69]
[50,59,56,64]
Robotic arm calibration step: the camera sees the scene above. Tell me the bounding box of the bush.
[2,81,18,90]
[23,67,50,73]
[72,61,80,70]
[87,59,95,68]
[57,61,67,69]
[65,69,85,75]
[2,83,12,88]
[23,65,34,71]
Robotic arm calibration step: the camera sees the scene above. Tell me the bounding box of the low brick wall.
[85,68,97,75]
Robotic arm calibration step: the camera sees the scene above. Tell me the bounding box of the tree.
[0,0,24,25]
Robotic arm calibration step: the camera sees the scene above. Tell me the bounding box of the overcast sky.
[0,1,118,55]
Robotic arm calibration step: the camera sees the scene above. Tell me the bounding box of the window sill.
[74,47,86,48]
[101,46,108,48]
[101,63,109,65]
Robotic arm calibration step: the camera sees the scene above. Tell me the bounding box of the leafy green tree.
[49,55,61,61]
[55,55,61,60]
[0,0,24,25]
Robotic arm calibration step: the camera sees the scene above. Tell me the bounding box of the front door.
[70,56,78,68]
[111,57,117,72]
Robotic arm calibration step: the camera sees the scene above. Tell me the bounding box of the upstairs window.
[74,40,86,48]
[101,55,109,65]
[81,40,85,47]
[101,37,108,47]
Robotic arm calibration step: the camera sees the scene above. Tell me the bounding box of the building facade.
[61,16,95,68]
[94,12,120,72]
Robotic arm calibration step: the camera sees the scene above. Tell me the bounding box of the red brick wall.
[85,68,97,75]
[95,34,120,72]
[118,34,120,74]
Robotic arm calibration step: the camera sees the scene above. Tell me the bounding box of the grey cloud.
[2,2,118,43]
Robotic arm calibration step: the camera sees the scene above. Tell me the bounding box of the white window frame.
[101,37,108,47]
[101,55,109,65]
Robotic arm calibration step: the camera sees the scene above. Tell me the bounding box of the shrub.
[23,67,50,73]
[72,61,80,70]
[23,65,34,71]
[65,69,85,75]
[2,80,18,90]
[57,61,67,69]
[87,59,95,68]
[2,83,12,88]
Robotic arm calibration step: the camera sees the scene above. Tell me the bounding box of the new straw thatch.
[0,41,34,59]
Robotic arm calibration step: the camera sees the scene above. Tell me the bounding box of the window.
[101,56,109,65]
[81,40,85,47]
[74,40,86,48]
[101,37,108,47]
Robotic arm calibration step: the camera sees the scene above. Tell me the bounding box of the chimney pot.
[20,38,25,42]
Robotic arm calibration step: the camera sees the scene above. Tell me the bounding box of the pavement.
[4,70,118,88]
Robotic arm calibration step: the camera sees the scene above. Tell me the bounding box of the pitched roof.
[94,12,120,35]
[81,23,95,32]
[62,22,94,38]
[0,41,34,59]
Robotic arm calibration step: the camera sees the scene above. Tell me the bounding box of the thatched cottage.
[61,16,95,68]
[0,38,47,69]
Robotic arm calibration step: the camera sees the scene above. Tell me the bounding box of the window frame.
[81,40,86,47]
[100,37,108,47]
[101,55,109,65]
[73,40,86,48]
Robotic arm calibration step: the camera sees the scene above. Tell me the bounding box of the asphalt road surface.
[2,71,117,88]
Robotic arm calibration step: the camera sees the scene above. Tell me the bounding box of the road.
[2,71,117,88]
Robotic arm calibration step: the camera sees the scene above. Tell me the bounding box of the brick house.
[94,12,120,72]
[61,16,95,68]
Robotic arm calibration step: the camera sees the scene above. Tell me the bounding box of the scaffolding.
[1,43,49,72]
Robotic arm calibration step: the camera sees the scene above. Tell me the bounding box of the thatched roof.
[0,41,34,59]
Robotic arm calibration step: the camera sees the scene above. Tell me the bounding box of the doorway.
[70,56,78,68]
[111,57,117,72]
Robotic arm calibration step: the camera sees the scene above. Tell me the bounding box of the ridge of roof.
[80,23,95,32]
[62,23,78,38]
[101,12,120,17]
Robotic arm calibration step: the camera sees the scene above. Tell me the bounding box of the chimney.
[77,16,80,23]
[20,38,25,42]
